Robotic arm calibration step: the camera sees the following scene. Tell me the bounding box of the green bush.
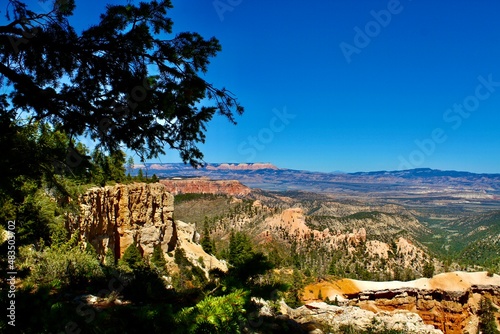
[174,289,249,333]
[19,242,104,288]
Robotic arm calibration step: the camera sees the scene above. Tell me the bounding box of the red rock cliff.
[160,178,251,196]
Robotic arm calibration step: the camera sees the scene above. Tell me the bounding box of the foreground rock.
[282,301,442,334]
[302,272,500,333]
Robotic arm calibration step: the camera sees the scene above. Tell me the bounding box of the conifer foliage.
[479,296,500,334]
[1,0,243,175]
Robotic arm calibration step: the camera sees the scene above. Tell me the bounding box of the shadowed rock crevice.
[167,220,178,252]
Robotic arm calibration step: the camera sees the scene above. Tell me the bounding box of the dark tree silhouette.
[0,0,243,169]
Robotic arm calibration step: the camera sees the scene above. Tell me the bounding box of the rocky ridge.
[251,207,429,275]
[261,207,368,247]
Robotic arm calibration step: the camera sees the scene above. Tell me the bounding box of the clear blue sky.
[24,0,500,173]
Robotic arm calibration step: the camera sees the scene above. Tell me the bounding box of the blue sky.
[21,0,500,173]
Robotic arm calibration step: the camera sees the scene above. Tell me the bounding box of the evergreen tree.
[107,150,126,183]
[90,148,126,186]
[479,296,500,334]
[120,242,144,270]
[150,244,167,273]
[290,240,301,269]
[228,231,253,267]
[1,0,243,168]
[0,0,243,245]
[137,169,145,182]
[127,156,135,175]
[423,261,435,278]
[201,226,214,254]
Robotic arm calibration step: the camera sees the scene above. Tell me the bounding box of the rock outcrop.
[282,301,442,334]
[262,207,367,246]
[160,178,251,197]
[68,182,227,275]
[171,220,227,276]
[301,272,500,334]
[68,183,176,262]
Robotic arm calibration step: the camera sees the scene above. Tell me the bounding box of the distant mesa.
[132,163,500,203]
[147,163,175,170]
[205,162,278,170]
[133,162,279,171]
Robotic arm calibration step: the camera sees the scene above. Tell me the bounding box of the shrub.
[105,247,116,266]
[19,243,104,288]
[174,289,249,333]
[121,267,172,303]
[423,261,435,278]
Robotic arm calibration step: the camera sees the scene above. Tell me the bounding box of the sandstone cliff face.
[69,182,227,275]
[160,178,251,197]
[353,285,500,333]
[69,183,176,261]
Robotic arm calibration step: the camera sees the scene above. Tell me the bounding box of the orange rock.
[68,183,175,262]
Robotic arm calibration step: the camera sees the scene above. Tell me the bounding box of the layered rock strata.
[160,178,251,196]
[302,272,500,333]
[68,183,176,261]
